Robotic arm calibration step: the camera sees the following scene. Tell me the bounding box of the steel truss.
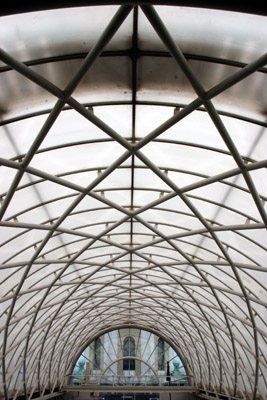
[0,4,266,400]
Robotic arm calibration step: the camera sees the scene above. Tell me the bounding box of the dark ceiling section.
[0,0,267,16]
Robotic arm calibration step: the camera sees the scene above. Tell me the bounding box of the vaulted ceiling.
[0,3,266,400]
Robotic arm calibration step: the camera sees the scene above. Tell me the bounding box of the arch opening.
[70,328,189,387]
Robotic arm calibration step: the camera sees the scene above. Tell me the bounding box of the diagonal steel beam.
[140,5,267,232]
[0,5,133,225]
[1,6,134,399]
[139,7,265,397]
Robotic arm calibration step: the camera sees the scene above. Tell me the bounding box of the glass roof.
[0,3,266,400]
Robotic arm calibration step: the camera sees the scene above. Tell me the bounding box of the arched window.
[94,338,101,369]
[158,338,165,371]
[123,336,135,370]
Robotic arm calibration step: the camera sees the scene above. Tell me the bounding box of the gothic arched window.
[123,336,135,370]
[94,338,101,369]
[158,338,165,371]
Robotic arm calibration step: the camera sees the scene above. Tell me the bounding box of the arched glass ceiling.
[0,3,266,400]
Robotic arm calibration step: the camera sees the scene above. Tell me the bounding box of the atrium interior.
[0,2,266,400]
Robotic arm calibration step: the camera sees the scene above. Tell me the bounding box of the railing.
[67,374,190,387]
